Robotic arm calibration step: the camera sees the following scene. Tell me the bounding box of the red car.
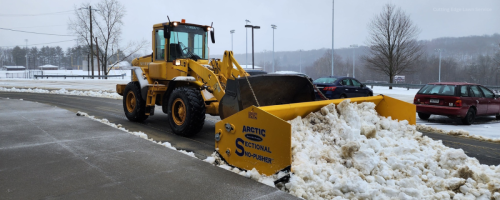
[414,82,500,125]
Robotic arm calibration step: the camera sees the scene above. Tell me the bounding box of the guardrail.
[363,83,500,93]
[34,73,126,79]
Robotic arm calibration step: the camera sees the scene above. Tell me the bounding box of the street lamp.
[349,44,358,78]
[436,49,443,82]
[245,24,260,69]
[299,49,302,73]
[245,19,250,66]
[25,39,28,71]
[271,24,277,72]
[230,30,235,51]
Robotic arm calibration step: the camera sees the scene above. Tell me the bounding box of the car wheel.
[496,114,500,120]
[418,112,431,120]
[340,94,347,99]
[461,108,476,125]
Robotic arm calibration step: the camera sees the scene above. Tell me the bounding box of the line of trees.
[0,45,127,70]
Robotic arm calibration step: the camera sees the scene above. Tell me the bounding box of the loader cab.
[155,22,210,62]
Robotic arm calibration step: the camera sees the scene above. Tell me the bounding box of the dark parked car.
[313,76,373,99]
[414,82,500,124]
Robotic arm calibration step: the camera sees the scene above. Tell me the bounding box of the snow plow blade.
[218,74,316,119]
[214,95,416,175]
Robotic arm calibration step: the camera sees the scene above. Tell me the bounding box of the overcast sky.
[0,0,498,55]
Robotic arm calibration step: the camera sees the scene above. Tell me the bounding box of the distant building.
[38,65,58,70]
[5,66,26,71]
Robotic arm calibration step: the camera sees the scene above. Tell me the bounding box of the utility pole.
[80,6,97,78]
[331,0,334,76]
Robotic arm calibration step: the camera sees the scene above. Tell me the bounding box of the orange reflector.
[181,19,186,23]
[455,100,462,107]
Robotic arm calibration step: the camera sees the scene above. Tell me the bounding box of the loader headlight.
[173,59,181,66]
[173,22,178,26]
[207,27,211,31]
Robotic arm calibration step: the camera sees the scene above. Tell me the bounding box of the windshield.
[418,85,456,96]
[313,77,337,84]
[168,25,208,61]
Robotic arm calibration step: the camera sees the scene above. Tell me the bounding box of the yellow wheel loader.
[117,19,416,176]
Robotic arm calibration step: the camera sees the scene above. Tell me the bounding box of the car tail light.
[455,100,462,107]
[324,86,336,91]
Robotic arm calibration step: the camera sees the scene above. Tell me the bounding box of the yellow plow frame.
[214,95,416,175]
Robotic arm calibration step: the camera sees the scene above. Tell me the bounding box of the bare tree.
[68,0,146,76]
[362,4,423,89]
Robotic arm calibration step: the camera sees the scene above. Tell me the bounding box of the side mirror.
[163,25,171,39]
[210,28,215,43]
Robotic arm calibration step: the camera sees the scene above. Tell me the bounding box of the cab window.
[155,29,165,60]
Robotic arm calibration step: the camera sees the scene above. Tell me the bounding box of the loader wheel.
[123,82,149,122]
[167,87,206,137]
[418,112,431,120]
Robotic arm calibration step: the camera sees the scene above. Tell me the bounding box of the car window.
[418,85,455,96]
[470,86,484,97]
[479,86,494,98]
[313,77,337,84]
[351,79,361,87]
[341,79,352,86]
[460,86,470,97]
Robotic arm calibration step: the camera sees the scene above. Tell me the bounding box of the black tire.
[340,94,347,99]
[167,87,206,137]
[497,114,500,120]
[123,82,149,122]
[418,112,431,120]
[461,108,476,125]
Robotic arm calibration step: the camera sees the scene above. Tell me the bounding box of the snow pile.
[0,87,121,99]
[417,124,500,143]
[283,100,500,199]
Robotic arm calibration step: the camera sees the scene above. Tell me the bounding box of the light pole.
[230,30,235,51]
[349,44,358,78]
[245,24,260,69]
[436,49,443,82]
[299,49,302,73]
[271,24,277,72]
[245,19,250,66]
[331,0,335,76]
[25,39,28,71]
